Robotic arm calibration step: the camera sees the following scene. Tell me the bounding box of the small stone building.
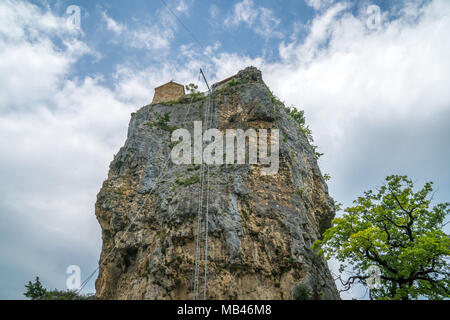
[152,81,185,104]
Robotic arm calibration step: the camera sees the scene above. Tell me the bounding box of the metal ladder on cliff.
[193,68,213,300]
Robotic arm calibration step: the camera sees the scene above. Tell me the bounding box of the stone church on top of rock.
[151,81,185,104]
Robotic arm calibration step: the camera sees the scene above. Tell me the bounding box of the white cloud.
[209,4,222,30]
[113,60,207,103]
[305,0,335,11]
[227,0,259,26]
[102,11,125,35]
[101,11,175,51]
[102,0,196,52]
[204,41,222,57]
[210,4,220,20]
[225,0,283,39]
[256,7,283,38]
[175,0,191,14]
[129,28,173,51]
[269,0,450,141]
[279,2,348,64]
[0,1,132,295]
[0,1,94,112]
[0,0,77,42]
[210,52,265,82]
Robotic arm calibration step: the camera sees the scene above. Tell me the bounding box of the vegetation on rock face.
[146,111,178,132]
[288,108,323,159]
[187,164,201,171]
[268,89,323,160]
[293,284,312,300]
[265,85,284,107]
[314,175,450,300]
[224,77,240,89]
[288,108,311,141]
[185,83,203,101]
[287,107,323,159]
[24,277,89,300]
[112,155,124,172]
[175,174,200,186]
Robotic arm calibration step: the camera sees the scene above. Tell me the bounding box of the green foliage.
[159,99,183,106]
[224,78,240,89]
[185,83,198,94]
[271,92,283,106]
[228,78,239,86]
[146,111,178,132]
[312,145,324,159]
[44,290,86,300]
[241,209,249,220]
[187,164,201,171]
[211,78,241,97]
[313,175,450,300]
[24,277,87,300]
[260,84,324,159]
[190,92,204,102]
[155,111,170,127]
[334,201,343,212]
[264,84,284,107]
[288,107,323,159]
[289,108,306,128]
[24,277,47,300]
[112,155,124,171]
[293,285,311,300]
[297,187,312,204]
[185,83,203,101]
[323,173,331,181]
[168,141,178,149]
[290,150,296,160]
[175,174,200,186]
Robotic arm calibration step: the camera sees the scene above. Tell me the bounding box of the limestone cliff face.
[94,67,340,300]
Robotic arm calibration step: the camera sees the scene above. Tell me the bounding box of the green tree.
[24,276,88,300]
[185,83,203,102]
[288,107,323,159]
[185,83,199,94]
[24,277,47,299]
[313,175,450,300]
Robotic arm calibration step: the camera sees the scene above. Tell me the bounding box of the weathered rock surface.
[94,67,340,300]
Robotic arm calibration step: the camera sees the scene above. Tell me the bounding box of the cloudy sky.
[0,0,449,299]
